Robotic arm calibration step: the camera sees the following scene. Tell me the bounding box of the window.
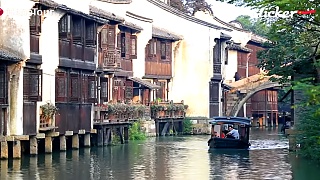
[120,33,126,57]
[86,21,95,45]
[125,81,133,99]
[101,80,108,102]
[23,68,42,102]
[0,66,7,104]
[149,40,156,55]
[160,42,166,59]
[69,73,80,102]
[59,15,71,38]
[225,48,228,65]
[56,72,67,102]
[30,14,41,34]
[156,81,166,101]
[131,35,137,59]
[107,26,116,49]
[100,28,108,47]
[88,76,96,103]
[73,17,82,42]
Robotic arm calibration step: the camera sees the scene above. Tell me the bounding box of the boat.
[207,116,251,150]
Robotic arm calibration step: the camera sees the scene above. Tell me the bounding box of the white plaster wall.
[91,0,220,117]
[37,10,65,132]
[195,12,251,46]
[54,0,91,13]
[0,0,36,135]
[224,50,238,82]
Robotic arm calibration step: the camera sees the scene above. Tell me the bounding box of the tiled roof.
[33,0,108,24]
[152,26,182,41]
[146,0,231,31]
[119,21,143,32]
[128,77,160,89]
[0,49,23,61]
[228,44,252,53]
[220,32,232,40]
[89,5,124,23]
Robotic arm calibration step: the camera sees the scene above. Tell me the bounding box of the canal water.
[2,128,320,180]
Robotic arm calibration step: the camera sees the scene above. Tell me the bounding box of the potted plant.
[40,102,58,127]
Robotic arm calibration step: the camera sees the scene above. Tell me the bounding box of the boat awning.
[209,116,251,126]
[128,77,161,90]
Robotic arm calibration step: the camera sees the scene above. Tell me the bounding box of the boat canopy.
[209,116,251,126]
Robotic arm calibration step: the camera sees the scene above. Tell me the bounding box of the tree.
[169,0,213,15]
[216,0,320,160]
[235,15,269,37]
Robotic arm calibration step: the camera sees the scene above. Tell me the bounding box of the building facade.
[0,0,277,137]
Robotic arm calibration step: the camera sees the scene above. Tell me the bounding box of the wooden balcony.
[58,40,95,62]
[121,59,132,72]
[145,61,172,77]
[30,34,39,53]
[150,101,188,119]
[97,49,122,72]
[94,103,150,124]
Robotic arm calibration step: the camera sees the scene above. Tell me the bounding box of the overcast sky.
[208,1,258,22]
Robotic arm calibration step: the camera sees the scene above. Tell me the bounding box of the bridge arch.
[226,81,282,117]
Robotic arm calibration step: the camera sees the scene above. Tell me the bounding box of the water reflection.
[2,128,320,180]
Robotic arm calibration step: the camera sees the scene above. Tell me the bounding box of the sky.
[208,0,259,22]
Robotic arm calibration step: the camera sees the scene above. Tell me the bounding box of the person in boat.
[226,125,239,139]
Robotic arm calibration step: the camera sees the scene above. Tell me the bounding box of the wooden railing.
[98,49,122,70]
[94,103,148,123]
[150,101,188,119]
[30,34,39,53]
[145,61,172,76]
[121,59,132,71]
[58,40,95,61]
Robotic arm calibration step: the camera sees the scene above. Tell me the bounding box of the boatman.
[226,126,239,139]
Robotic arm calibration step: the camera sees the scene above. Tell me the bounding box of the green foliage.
[111,133,121,145]
[40,102,59,120]
[218,0,320,160]
[235,15,270,36]
[183,118,194,134]
[169,0,212,15]
[129,121,147,141]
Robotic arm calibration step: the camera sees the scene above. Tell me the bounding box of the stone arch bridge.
[224,73,288,117]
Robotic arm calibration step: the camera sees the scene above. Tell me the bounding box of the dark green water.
[1,128,319,180]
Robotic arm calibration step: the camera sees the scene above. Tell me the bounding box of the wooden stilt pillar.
[0,159,8,179]
[84,134,91,147]
[30,136,38,155]
[60,136,67,151]
[72,134,79,149]
[103,128,108,146]
[13,140,21,159]
[1,141,8,159]
[119,127,124,144]
[276,112,279,126]
[97,128,103,146]
[108,129,112,145]
[45,137,52,153]
[124,127,129,143]
[156,120,159,136]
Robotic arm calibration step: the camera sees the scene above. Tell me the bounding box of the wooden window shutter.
[107,25,116,49]
[86,22,96,45]
[0,66,7,104]
[59,15,70,39]
[125,33,131,59]
[73,18,83,43]
[69,73,80,102]
[120,33,126,58]
[117,33,121,50]
[30,14,41,34]
[81,74,88,103]
[160,42,166,60]
[156,40,161,59]
[130,35,137,59]
[55,72,68,102]
[23,68,42,102]
[125,81,133,99]
[100,26,108,49]
[88,75,96,103]
[165,42,171,61]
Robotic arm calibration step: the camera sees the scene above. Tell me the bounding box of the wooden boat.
[208,116,251,150]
